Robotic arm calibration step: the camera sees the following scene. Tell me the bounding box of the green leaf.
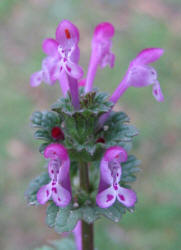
[122,155,141,170]
[121,175,136,183]
[95,201,127,223]
[46,202,59,228]
[104,123,138,143]
[120,155,141,184]
[105,111,130,124]
[51,95,74,115]
[25,172,50,205]
[120,124,139,137]
[52,89,113,117]
[118,141,133,152]
[68,145,104,162]
[114,201,127,214]
[31,111,61,130]
[68,149,93,162]
[34,130,51,141]
[54,205,81,233]
[81,206,99,224]
[102,110,138,153]
[96,205,122,222]
[51,238,76,250]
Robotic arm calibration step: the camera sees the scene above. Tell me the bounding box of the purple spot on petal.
[46,190,49,197]
[118,194,125,201]
[58,197,61,202]
[66,65,71,72]
[51,170,54,174]
[106,194,114,202]
[52,187,57,193]
[63,58,67,62]
[154,89,158,95]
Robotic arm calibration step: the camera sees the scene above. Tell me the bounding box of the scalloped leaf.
[54,205,81,233]
[95,201,126,222]
[31,111,61,130]
[34,130,51,141]
[104,123,139,143]
[121,155,141,183]
[80,206,99,224]
[46,202,59,228]
[105,111,130,125]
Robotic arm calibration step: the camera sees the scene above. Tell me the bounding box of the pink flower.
[96,146,136,208]
[42,20,83,80]
[85,22,115,93]
[73,221,82,250]
[110,48,164,104]
[37,143,71,207]
[30,20,83,101]
[30,56,57,87]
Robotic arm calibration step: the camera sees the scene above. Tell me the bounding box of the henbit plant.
[25,20,164,250]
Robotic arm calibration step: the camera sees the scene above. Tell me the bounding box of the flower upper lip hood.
[131,48,164,65]
[44,143,69,160]
[103,146,127,163]
[42,19,80,56]
[55,19,80,49]
[99,146,127,185]
[93,22,115,42]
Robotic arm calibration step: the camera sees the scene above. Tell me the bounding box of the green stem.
[79,162,94,250]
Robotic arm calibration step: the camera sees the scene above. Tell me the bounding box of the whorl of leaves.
[26,89,140,235]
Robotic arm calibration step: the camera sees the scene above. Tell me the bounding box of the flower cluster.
[27,19,164,250]
[31,20,164,104]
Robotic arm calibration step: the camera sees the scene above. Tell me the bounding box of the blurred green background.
[0,0,181,249]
